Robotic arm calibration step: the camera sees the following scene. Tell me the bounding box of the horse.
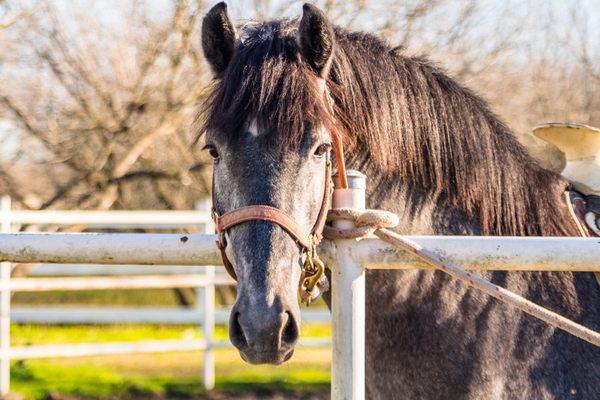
[199,2,599,398]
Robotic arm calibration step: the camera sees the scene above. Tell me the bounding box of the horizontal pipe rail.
[10,210,212,227]
[29,264,224,276]
[347,236,600,271]
[11,307,332,324]
[8,338,331,360]
[0,233,598,271]
[0,233,221,265]
[9,339,212,359]
[5,274,235,292]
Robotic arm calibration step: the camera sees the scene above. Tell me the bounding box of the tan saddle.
[533,123,600,237]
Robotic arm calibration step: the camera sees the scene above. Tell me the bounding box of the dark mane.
[201,19,578,236]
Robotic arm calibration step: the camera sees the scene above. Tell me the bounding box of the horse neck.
[339,95,576,235]
[347,141,577,237]
[347,155,482,236]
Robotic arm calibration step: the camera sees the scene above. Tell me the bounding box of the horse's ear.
[202,2,237,76]
[298,3,334,78]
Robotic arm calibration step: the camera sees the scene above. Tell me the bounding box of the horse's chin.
[239,348,295,365]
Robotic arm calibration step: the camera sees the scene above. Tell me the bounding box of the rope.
[324,208,600,347]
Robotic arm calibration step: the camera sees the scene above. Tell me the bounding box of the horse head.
[200,2,337,364]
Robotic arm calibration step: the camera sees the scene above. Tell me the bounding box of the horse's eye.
[314,143,331,157]
[209,148,219,159]
[202,144,220,162]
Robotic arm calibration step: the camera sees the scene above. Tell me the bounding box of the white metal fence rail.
[1,197,11,395]
[0,197,330,396]
[0,197,226,394]
[0,195,599,398]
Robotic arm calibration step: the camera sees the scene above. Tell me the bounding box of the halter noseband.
[211,140,347,304]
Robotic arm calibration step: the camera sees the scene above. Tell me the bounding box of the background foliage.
[0,0,598,211]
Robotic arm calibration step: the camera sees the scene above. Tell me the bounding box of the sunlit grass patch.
[10,348,330,399]
[11,322,330,345]
[9,324,331,399]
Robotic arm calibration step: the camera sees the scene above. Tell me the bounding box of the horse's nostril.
[229,312,248,348]
[281,311,299,346]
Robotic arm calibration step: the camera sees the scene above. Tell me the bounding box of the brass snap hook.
[299,246,325,306]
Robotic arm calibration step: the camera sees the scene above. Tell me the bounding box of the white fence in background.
[0,196,330,395]
[0,194,599,399]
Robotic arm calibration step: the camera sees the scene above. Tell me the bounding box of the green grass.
[11,324,203,345]
[11,323,331,345]
[9,324,331,399]
[10,288,331,398]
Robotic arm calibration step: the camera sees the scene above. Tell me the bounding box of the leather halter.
[211,145,345,285]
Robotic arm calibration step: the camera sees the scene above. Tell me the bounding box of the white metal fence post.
[196,199,215,390]
[330,171,366,400]
[1,196,12,396]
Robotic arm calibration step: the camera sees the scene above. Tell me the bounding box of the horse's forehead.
[245,120,329,151]
[217,118,320,154]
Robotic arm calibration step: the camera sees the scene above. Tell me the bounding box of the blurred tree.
[0,0,215,303]
[0,0,211,211]
[0,0,598,210]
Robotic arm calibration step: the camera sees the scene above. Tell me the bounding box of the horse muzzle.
[229,298,300,364]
